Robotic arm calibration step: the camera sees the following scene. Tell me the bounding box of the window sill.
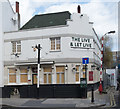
[49,50,61,52]
[11,53,21,55]
[76,82,80,84]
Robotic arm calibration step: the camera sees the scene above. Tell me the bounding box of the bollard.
[91,85,94,103]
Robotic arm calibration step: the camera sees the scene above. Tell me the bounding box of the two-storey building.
[2,2,101,98]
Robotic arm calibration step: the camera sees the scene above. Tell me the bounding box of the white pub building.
[1,0,101,98]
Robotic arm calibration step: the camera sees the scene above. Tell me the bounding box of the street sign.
[82,58,89,64]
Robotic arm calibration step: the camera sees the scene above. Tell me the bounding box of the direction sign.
[82,58,89,64]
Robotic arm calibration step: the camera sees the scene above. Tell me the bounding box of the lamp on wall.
[65,65,68,70]
[91,65,96,70]
[52,66,54,69]
[72,67,77,72]
[14,53,19,57]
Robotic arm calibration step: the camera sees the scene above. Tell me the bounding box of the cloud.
[9,0,118,51]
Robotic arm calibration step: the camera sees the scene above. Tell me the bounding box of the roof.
[20,11,71,30]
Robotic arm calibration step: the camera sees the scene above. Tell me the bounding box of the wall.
[0,0,19,87]
[3,12,101,86]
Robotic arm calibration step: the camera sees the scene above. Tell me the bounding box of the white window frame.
[50,37,61,51]
[8,68,17,84]
[20,68,28,84]
[56,72,64,84]
[43,72,52,84]
[74,65,81,83]
[11,41,21,54]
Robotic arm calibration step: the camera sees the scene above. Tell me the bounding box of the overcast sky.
[9,0,119,51]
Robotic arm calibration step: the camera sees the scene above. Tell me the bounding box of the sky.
[9,0,119,51]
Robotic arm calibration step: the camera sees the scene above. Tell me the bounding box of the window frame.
[56,72,64,84]
[20,68,28,83]
[50,37,61,51]
[8,68,16,84]
[11,41,21,54]
[75,65,81,83]
[43,72,52,84]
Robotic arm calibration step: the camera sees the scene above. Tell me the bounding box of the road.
[1,90,120,109]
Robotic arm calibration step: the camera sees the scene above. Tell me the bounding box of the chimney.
[16,1,20,29]
[77,5,81,13]
[16,1,19,13]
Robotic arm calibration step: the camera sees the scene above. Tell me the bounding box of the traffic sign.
[82,58,89,64]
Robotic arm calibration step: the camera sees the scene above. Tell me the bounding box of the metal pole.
[91,84,94,103]
[37,44,40,88]
[37,44,40,99]
[85,64,87,98]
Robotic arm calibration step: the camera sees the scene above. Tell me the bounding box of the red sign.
[89,71,93,81]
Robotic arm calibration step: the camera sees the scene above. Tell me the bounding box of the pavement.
[0,87,116,108]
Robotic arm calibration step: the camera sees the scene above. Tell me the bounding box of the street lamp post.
[99,31,115,94]
[34,44,42,98]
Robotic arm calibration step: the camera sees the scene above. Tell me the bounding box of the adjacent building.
[0,0,19,88]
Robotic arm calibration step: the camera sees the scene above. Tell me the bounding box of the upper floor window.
[50,37,61,51]
[12,41,21,54]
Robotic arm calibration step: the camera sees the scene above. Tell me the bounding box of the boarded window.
[9,68,16,83]
[57,73,60,83]
[61,73,64,83]
[76,73,79,82]
[48,74,52,84]
[9,75,16,83]
[44,74,47,83]
[20,68,28,83]
[21,75,27,83]
[75,65,80,82]
[43,67,52,84]
[33,75,37,84]
[56,66,65,84]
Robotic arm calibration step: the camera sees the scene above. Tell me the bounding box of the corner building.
[3,10,101,98]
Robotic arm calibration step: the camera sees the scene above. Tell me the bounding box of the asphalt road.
[1,92,120,109]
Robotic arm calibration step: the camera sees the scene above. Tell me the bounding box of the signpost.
[80,58,89,88]
[82,58,89,64]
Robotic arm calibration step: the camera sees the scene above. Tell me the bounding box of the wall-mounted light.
[52,66,54,69]
[27,67,30,71]
[91,65,96,70]
[96,67,100,71]
[72,67,77,72]
[65,65,68,70]
[39,68,41,71]
[14,53,19,57]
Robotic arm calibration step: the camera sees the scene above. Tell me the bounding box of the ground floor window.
[9,68,16,83]
[33,74,37,84]
[20,68,28,83]
[43,67,52,84]
[82,65,86,78]
[75,65,80,82]
[56,66,65,84]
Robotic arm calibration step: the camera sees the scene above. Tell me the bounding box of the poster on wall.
[89,71,93,81]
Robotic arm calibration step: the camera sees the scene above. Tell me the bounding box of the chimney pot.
[77,5,81,13]
[16,1,19,13]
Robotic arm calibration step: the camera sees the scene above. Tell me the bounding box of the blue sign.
[82,58,89,64]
